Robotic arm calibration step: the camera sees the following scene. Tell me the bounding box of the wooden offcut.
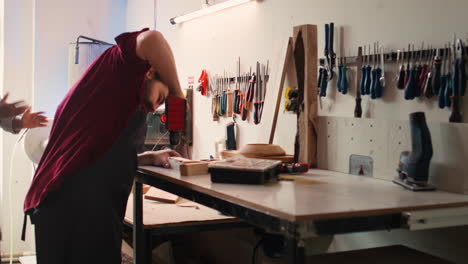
[180,162,209,176]
[144,187,180,203]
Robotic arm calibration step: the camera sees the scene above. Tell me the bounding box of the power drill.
[165,96,186,146]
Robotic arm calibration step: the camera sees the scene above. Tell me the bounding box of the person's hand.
[0,93,28,119]
[21,107,48,129]
[138,149,182,168]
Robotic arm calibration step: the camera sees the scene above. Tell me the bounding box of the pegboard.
[318,116,468,194]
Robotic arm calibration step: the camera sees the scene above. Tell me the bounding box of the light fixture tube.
[170,0,254,25]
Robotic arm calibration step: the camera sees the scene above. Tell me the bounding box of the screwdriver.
[413,45,422,97]
[396,49,406,89]
[319,68,329,97]
[450,39,462,123]
[438,45,447,109]
[404,44,411,87]
[423,48,434,98]
[364,44,372,95]
[360,46,367,95]
[254,62,261,124]
[372,43,382,99]
[233,58,241,114]
[340,55,349,94]
[418,46,429,96]
[404,44,417,100]
[431,47,442,95]
[444,43,453,108]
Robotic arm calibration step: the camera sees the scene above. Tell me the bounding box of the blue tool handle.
[444,75,452,108]
[337,65,343,92]
[364,66,372,95]
[438,75,447,109]
[414,65,422,97]
[456,58,466,96]
[460,58,466,96]
[341,66,348,94]
[320,70,328,97]
[324,24,330,56]
[370,68,377,99]
[404,68,417,100]
[431,59,442,95]
[374,68,382,98]
[453,59,460,96]
[397,66,406,89]
[318,68,324,91]
[360,66,366,95]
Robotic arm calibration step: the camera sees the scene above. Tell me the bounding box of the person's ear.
[145,68,156,80]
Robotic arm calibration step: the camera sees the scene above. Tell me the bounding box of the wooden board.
[180,162,208,176]
[139,166,468,222]
[293,24,318,167]
[144,187,179,203]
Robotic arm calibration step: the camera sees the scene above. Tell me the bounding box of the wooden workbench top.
[138,166,468,222]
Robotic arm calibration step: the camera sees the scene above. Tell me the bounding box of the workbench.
[133,167,468,264]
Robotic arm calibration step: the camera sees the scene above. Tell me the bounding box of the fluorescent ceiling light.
[170,0,254,25]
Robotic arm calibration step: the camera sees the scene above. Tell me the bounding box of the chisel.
[396,49,406,89]
[438,45,447,109]
[423,48,434,98]
[364,44,372,95]
[431,47,442,95]
[340,56,349,94]
[405,45,417,100]
[359,46,367,95]
[254,62,261,125]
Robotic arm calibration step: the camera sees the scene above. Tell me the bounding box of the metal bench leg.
[285,237,305,264]
[133,179,149,264]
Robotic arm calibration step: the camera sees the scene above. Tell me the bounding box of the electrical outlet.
[349,154,373,177]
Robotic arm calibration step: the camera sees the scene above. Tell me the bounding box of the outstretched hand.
[138,149,182,168]
[21,107,48,129]
[0,92,28,119]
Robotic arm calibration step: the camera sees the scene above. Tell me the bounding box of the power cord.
[252,237,265,264]
[8,129,28,264]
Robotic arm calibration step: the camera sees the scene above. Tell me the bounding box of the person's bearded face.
[143,70,169,112]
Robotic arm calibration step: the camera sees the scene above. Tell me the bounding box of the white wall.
[147,0,468,262]
[126,0,155,31]
[1,0,36,257]
[34,0,127,115]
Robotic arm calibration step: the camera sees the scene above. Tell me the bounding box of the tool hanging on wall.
[354,46,363,118]
[423,47,434,98]
[371,42,382,99]
[226,117,237,150]
[378,45,386,96]
[405,44,417,100]
[444,42,453,108]
[431,46,442,95]
[438,44,448,109]
[396,49,406,89]
[257,61,268,124]
[197,69,209,96]
[364,44,372,95]
[360,45,367,96]
[450,38,464,123]
[254,62,261,124]
[233,58,241,114]
[324,23,336,81]
[242,68,255,121]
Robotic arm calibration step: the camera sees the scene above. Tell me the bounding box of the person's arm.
[138,149,182,168]
[135,30,184,98]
